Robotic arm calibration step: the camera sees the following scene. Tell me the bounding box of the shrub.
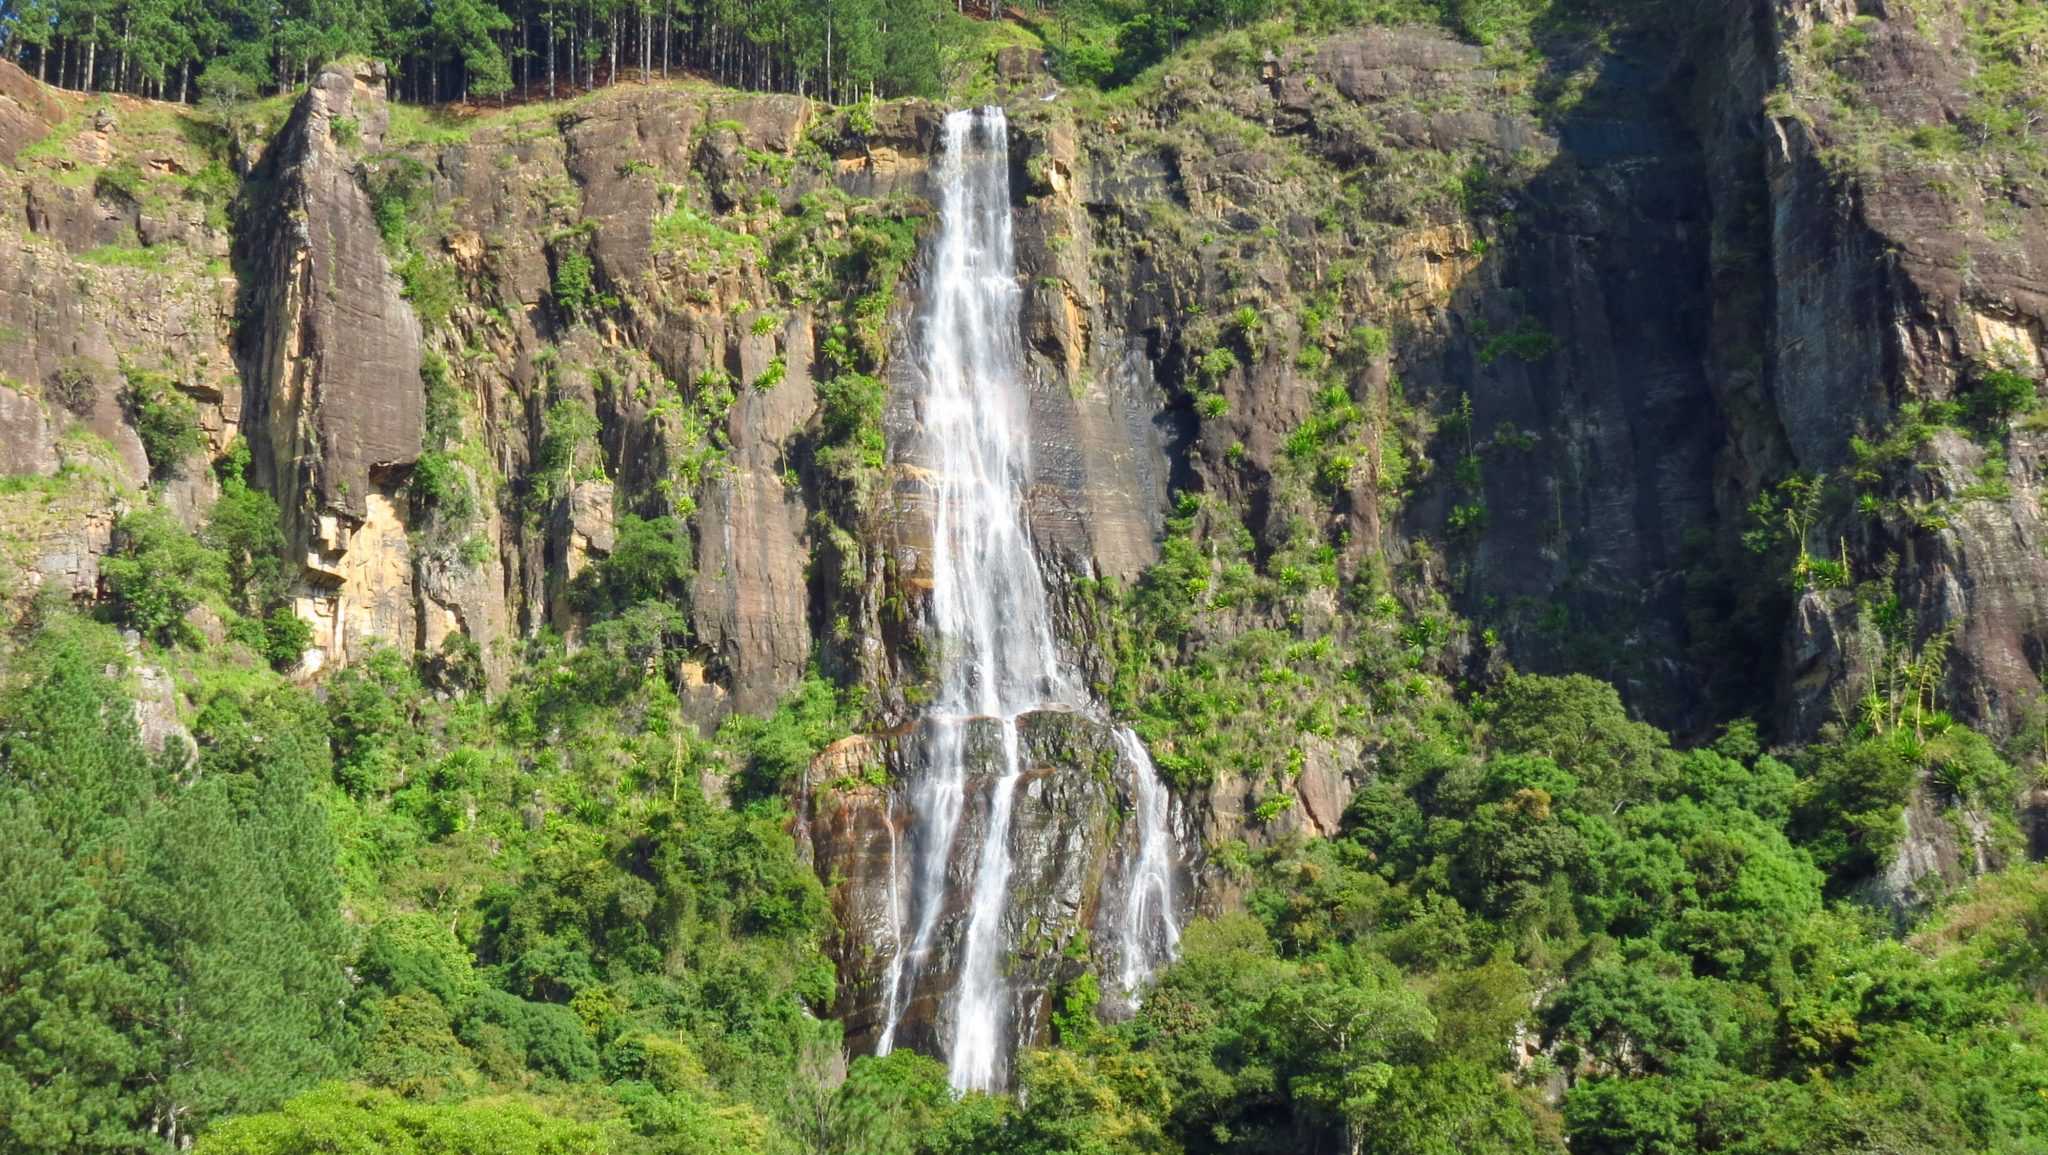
[551,248,599,320]
[369,157,431,251]
[360,913,482,1008]
[259,606,312,671]
[398,252,461,329]
[205,484,288,609]
[460,990,599,1082]
[122,369,205,477]
[47,362,99,416]
[815,371,887,487]
[571,514,690,615]
[94,160,145,203]
[409,452,475,527]
[1965,366,2038,428]
[101,508,227,646]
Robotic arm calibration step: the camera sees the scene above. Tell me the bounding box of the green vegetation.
[549,247,603,321]
[1785,0,2047,190]
[1,6,2045,1155]
[102,506,228,645]
[78,241,170,270]
[121,367,205,478]
[652,203,761,276]
[0,0,963,107]
[11,548,2046,1155]
[1039,0,1563,89]
[0,624,347,1153]
[398,250,462,329]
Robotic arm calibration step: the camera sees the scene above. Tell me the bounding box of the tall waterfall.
[873,106,1181,1092]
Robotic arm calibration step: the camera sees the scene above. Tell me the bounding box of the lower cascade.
[872,106,1184,1091]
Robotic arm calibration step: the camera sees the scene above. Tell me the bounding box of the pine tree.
[0,635,347,1153]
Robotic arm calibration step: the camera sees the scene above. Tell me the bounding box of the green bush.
[94,159,146,203]
[205,475,288,610]
[409,451,475,527]
[359,913,481,1008]
[550,248,599,319]
[570,514,691,616]
[1965,366,2039,427]
[815,371,888,492]
[101,508,227,645]
[259,606,312,671]
[459,989,598,1082]
[123,369,205,477]
[369,158,431,252]
[398,251,461,329]
[326,646,426,797]
[196,1084,614,1155]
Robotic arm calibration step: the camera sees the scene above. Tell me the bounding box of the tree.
[1257,950,1437,1155]
[0,630,346,1151]
[102,507,227,646]
[196,1083,616,1154]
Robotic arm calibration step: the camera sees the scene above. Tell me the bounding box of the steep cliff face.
[0,0,2041,1081]
[5,14,2040,746]
[1762,0,2048,744]
[0,66,240,604]
[804,709,1158,1056]
[236,61,427,671]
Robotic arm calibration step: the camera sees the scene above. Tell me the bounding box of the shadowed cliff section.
[234,61,426,672]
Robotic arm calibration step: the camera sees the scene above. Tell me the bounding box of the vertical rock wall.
[234,61,425,669]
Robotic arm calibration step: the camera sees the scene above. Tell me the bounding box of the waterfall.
[1113,727,1182,997]
[877,105,1180,1093]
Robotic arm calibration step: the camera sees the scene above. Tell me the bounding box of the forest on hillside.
[0,0,2046,1152]
[0,0,1599,106]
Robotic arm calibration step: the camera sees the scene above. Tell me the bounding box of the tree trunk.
[83,17,96,93]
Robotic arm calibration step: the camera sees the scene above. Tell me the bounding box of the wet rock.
[803,709,1146,1064]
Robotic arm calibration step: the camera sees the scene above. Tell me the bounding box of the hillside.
[0,1,2045,1152]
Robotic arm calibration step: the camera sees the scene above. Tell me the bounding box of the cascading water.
[875,105,1181,1093]
[1114,729,1182,998]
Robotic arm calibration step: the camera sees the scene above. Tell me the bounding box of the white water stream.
[874,106,1180,1092]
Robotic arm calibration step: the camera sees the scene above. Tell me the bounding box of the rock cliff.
[0,0,2040,1068]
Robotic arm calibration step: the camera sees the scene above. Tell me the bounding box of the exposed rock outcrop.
[235,60,424,668]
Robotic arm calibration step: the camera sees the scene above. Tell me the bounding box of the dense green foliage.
[3,4,2047,1154]
[0,0,1665,113]
[121,368,205,478]
[10,510,2046,1155]
[0,0,965,106]
[0,623,347,1152]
